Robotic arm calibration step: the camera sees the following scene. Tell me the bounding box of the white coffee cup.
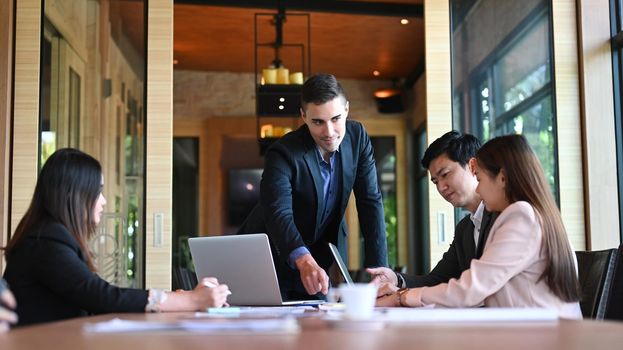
[331,283,377,320]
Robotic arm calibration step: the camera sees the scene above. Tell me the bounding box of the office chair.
[576,248,619,319]
[173,267,197,291]
[604,244,623,320]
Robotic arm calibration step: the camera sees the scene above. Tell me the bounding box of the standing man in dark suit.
[239,74,387,300]
[368,131,497,289]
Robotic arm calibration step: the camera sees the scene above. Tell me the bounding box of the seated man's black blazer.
[401,209,498,288]
[3,220,148,326]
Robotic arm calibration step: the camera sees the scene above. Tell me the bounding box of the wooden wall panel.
[145,0,174,290]
[424,0,454,266]
[577,0,620,249]
[552,0,586,250]
[11,0,40,241]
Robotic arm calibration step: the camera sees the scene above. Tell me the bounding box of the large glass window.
[371,137,398,267]
[413,128,429,274]
[451,0,558,204]
[39,0,146,287]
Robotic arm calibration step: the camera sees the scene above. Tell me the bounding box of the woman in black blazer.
[3,148,230,326]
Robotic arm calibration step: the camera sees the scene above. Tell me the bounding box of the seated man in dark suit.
[238,74,387,300]
[368,131,497,288]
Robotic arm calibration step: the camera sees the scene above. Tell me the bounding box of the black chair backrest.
[604,244,623,320]
[576,248,619,319]
[173,267,197,291]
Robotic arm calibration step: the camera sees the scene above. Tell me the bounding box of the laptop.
[328,242,354,286]
[188,234,323,306]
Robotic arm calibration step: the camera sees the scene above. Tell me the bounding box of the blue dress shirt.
[289,146,342,267]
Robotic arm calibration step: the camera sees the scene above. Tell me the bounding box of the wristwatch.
[397,288,410,307]
[395,272,406,288]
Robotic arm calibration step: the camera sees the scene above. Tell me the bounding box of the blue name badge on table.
[200,306,316,318]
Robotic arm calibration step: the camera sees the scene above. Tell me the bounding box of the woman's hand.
[159,277,231,312]
[375,291,401,307]
[374,282,400,307]
[376,281,399,297]
[192,277,231,309]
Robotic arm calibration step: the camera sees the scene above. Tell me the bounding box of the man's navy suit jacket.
[238,120,388,298]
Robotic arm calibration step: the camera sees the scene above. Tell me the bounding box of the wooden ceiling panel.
[174,3,424,80]
[112,0,146,57]
[310,12,423,79]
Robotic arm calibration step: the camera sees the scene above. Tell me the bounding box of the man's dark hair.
[421,131,481,169]
[300,73,347,109]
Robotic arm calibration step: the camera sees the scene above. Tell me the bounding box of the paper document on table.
[84,317,300,334]
[84,318,180,333]
[180,318,299,333]
[381,307,559,323]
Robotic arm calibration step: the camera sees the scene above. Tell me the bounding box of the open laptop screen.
[328,243,354,286]
[189,234,323,306]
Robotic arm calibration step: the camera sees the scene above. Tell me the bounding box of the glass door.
[39,0,147,287]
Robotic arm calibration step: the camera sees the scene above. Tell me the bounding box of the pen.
[203,280,232,295]
[203,281,217,288]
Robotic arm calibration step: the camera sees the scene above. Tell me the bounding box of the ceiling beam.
[174,0,423,18]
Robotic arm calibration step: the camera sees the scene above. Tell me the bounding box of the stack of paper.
[84,317,300,334]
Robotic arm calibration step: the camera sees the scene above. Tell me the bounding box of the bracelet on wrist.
[397,288,409,307]
[145,289,168,313]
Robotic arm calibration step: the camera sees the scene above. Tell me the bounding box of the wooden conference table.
[3,311,623,350]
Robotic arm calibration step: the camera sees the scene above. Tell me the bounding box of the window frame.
[610,0,623,242]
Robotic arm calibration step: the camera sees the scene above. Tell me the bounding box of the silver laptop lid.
[188,234,284,306]
[328,242,354,285]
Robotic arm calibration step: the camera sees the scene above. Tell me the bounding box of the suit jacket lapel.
[338,131,354,213]
[302,130,326,232]
[463,219,477,259]
[476,209,496,258]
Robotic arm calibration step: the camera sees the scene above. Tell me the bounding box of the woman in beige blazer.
[377,134,582,319]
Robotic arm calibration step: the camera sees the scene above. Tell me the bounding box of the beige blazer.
[408,201,582,319]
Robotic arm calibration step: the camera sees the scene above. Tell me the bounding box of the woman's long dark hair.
[476,135,581,302]
[4,148,102,270]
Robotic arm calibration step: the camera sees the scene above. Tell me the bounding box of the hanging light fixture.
[374,78,404,114]
[255,5,311,154]
[255,6,309,115]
